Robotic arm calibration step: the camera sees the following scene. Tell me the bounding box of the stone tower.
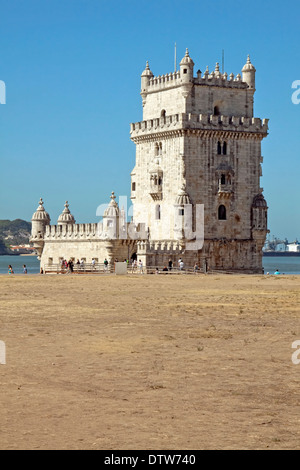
[130,50,269,272]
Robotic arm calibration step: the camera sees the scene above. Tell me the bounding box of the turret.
[180,48,194,83]
[242,55,256,90]
[30,198,50,259]
[57,201,76,225]
[31,198,50,239]
[174,185,192,240]
[102,191,120,239]
[180,48,194,99]
[141,61,153,106]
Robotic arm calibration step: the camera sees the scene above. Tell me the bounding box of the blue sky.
[0,0,299,240]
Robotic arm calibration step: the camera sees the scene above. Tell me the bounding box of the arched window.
[221,174,226,185]
[155,143,159,156]
[155,204,161,220]
[217,141,222,155]
[218,205,227,220]
[159,142,162,154]
[223,142,227,155]
[214,106,220,116]
[161,109,166,118]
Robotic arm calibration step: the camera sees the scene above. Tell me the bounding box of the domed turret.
[141,61,154,106]
[252,193,268,231]
[31,198,50,239]
[175,185,192,206]
[30,198,51,260]
[103,191,120,218]
[103,192,120,239]
[180,48,194,83]
[57,201,76,225]
[252,193,267,208]
[174,185,192,241]
[242,55,256,89]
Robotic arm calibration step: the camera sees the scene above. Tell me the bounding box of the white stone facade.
[31,50,269,273]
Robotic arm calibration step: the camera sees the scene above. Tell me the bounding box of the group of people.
[8,265,27,274]
[156,258,200,274]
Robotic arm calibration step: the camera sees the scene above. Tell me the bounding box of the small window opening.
[218,205,227,220]
[155,205,161,220]
[217,141,222,155]
[223,142,227,155]
[183,69,188,74]
[214,106,220,116]
[179,209,184,216]
[132,182,136,191]
[221,174,226,185]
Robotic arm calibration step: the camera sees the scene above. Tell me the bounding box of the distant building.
[31,50,269,273]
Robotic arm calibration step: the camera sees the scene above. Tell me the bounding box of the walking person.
[138,259,144,274]
[104,258,109,272]
[8,265,14,274]
[131,259,137,273]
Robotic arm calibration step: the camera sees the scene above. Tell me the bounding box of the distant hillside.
[0,219,31,251]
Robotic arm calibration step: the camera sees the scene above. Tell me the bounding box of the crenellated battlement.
[143,70,249,94]
[44,223,99,240]
[131,113,269,138]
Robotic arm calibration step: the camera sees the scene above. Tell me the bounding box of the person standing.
[168,259,173,271]
[138,259,144,274]
[23,265,28,274]
[8,265,14,274]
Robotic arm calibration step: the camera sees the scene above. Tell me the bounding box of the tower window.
[223,142,227,155]
[218,205,227,220]
[161,109,166,118]
[155,143,159,156]
[217,141,222,155]
[183,69,187,74]
[132,182,136,191]
[221,174,226,185]
[214,106,220,116]
[179,209,184,216]
[155,205,161,220]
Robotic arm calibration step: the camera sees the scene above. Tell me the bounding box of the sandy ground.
[0,273,300,450]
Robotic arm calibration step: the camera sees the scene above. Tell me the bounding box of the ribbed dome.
[252,193,267,208]
[175,185,192,205]
[242,55,256,72]
[31,198,50,223]
[141,61,154,77]
[57,201,76,225]
[103,192,120,217]
[180,48,194,66]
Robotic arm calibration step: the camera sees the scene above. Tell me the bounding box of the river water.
[0,255,40,274]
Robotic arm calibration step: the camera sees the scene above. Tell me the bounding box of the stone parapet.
[144,71,249,94]
[131,113,269,139]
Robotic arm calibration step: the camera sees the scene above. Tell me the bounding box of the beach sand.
[0,273,300,450]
